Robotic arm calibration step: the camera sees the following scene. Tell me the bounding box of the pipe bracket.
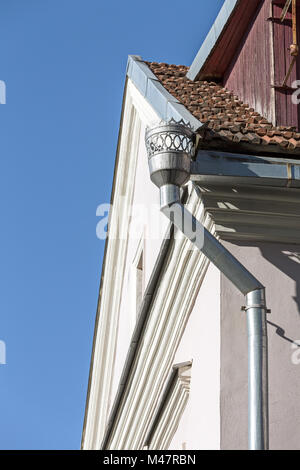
[241,305,271,314]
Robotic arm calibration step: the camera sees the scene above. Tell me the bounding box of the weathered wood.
[223,0,300,130]
[198,0,262,80]
[281,0,293,21]
[273,1,300,128]
[224,1,273,123]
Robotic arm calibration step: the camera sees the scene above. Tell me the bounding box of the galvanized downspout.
[145,120,269,450]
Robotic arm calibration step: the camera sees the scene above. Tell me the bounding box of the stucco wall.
[221,241,300,450]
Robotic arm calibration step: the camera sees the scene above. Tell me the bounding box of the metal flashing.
[186,0,240,81]
[126,55,203,131]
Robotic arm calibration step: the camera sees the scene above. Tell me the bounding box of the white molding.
[82,79,159,450]
[128,79,160,127]
[107,188,216,449]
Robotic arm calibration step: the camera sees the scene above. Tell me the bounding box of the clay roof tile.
[145,61,300,155]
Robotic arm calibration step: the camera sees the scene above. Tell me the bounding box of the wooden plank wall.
[199,0,261,80]
[224,0,274,124]
[273,1,300,129]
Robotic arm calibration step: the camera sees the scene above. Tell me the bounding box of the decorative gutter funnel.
[145,119,269,451]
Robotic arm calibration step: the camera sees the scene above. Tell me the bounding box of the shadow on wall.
[259,245,300,346]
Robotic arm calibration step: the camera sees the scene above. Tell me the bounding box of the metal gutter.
[126,56,203,132]
[101,224,174,449]
[186,0,241,81]
[191,150,300,188]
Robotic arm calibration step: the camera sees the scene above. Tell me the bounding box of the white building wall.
[169,262,221,450]
[83,79,221,450]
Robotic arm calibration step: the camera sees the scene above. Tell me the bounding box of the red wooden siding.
[224,0,274,124]
[273,0,300,129]
[223,0,300,130]
[198,0,261,80]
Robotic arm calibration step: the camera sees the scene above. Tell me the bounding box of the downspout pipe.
[145,120,269,450]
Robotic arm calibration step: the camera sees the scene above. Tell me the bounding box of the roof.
[146,61,300,156]
[187,0,261,81]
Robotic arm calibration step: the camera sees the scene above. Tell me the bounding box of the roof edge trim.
[191,149,300,187]
[127,55,203,131]
[186,0,241,81]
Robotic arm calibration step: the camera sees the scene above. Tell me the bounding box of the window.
[131,237,145,328]
[135,249,144,314]
[144,362,192,450]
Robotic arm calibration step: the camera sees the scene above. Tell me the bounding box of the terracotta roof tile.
[146,61,300,156]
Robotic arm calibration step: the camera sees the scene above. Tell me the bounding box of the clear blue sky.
[0,0,224,450]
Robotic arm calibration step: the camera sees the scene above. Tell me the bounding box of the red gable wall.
[223,0,300,130]
[273,0,300,128]
[224,0,274,124]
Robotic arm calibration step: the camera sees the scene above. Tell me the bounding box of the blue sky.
[0,0,224,450]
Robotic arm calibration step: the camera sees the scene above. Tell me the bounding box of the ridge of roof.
[146,61,300,156]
